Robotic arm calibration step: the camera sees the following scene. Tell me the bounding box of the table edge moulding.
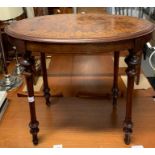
[5,13,155,145]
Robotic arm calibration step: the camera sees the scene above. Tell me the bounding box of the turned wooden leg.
[40,52,51,106]
[135,51,142,85]
[112,51,120,105]
[123,49,139,145]
[31,56,36,83]
[21,51,39,145]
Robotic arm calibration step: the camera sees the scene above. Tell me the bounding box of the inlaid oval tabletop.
[5,14,155,43]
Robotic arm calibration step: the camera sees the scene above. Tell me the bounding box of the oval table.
[5,14,155,145]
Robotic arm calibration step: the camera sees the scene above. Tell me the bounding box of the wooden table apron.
[5,14,154,145]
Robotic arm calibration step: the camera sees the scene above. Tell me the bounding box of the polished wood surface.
[40,52,51,105]
[21,50,39,145]
[5,14,154,145]
[5,14,154,43]
[112,51,120,105]
[0,56,155,147]
[1,93,155,148]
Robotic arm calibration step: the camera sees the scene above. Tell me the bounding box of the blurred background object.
[0,7,24,91]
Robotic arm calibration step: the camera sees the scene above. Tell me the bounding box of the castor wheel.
[124,134,131,145]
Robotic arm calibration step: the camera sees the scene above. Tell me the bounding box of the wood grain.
[5,14,154,43]
[0,77,155,147]
[0,55,155,147]
[4,13,155,145]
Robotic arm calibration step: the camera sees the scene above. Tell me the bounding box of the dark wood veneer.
[5,14,154,43]
[5,14,155,145]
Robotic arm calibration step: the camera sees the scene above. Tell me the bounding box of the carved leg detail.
[112,51,120,105]
[124,49,139,145]
[123,121,133,145]
[21,51,39,145]
[29,121,39,145]
[40,52,51,106]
